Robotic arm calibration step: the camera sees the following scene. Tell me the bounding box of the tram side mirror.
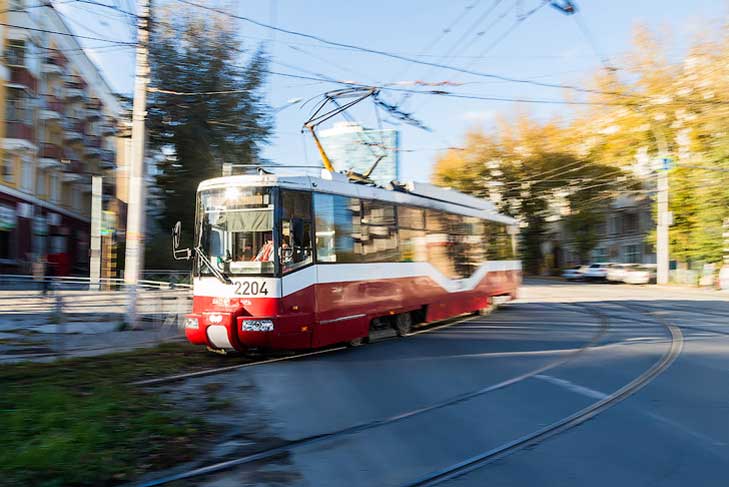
[172,221,192,261]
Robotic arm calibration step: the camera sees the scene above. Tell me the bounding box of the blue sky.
[57,0,724,182]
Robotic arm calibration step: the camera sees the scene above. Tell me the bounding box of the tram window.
[485,222,514,260]
[280,191,313,273]
[360,200,398,262]
[397,206,425,230]
[399,228,427,262]
[313,193,361,263]
[425,210,457,278]
[197,186,275,275]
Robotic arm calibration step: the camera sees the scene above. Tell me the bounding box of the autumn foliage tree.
[434,22,729,273]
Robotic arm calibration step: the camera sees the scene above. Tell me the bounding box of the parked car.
[606,263,639,283]
[623,264,657,285]
[582,263,612,281]
[562,265,585,281]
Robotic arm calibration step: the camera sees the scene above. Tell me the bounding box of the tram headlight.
[241,319,274,332]
[184,316,199,329]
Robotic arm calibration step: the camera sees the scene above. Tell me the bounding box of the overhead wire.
[171,0,643,100]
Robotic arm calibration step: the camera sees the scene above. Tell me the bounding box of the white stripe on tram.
[193,260,522,299]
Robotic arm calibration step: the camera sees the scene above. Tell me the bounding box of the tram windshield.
[196,186,276,276]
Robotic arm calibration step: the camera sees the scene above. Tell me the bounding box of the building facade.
[319,122,400,187]
[0,1,121,275]
[550,194,656,268]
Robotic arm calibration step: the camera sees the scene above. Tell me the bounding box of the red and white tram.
[178,170,521,352]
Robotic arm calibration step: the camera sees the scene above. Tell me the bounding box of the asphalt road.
[163,280,729,487]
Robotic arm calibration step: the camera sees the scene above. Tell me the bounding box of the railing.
[0,275,192,362]
[5,121,34,141]
[41,142,63,160]
[44,94,64,113]
[9,65,37,92]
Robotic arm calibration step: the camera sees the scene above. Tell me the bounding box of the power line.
[472,0,549,58]
[149,69,729,108]
[171,0,639,100]
[0,21,135,45]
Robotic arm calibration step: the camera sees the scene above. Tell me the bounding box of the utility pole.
[656,158,672,285]
[124,0,150,325]
[89,176,102,290]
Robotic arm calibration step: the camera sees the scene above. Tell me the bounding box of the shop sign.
[33,215,48,236]
[101,210,116,236]
[17,202,33,219]
[0,205,16,231]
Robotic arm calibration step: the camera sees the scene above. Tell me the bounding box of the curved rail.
[401,307,684,487]
[133,303,609,487]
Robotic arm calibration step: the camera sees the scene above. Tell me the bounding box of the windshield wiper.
[194,246,233,285]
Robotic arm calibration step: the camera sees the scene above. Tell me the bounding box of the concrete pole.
[656,168,670,285]
[89,175,102,290]
[124,0,151,324]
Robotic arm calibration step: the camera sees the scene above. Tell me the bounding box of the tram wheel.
[348,337,364,347]
[395,312,412,336]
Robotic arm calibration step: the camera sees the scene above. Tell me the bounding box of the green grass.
[0,343,234,487]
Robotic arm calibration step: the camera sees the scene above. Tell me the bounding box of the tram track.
[133,302,609,487]
[401,302,684,487]
[130,313,479,387]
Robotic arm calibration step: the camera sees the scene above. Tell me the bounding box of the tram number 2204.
[233,280,269,296]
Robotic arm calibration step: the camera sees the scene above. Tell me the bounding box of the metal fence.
[0,275,192,362]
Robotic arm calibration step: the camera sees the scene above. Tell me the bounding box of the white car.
[606,263,639,283]
[623,265,657,285]
[582,263,612,281]
[561,266,585,281]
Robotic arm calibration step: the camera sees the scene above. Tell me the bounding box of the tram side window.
[280,191,313,273]
[359,200,398,262]
[313,193,361,263]
[485,222,514,260]
[426,209,457,279]
[397,206,426,263]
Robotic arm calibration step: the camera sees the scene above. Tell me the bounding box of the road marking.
[535,374,726,449]
[534,374,608,400]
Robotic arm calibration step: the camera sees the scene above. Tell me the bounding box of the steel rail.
[131,313,481,387]
[132,303,609,487]
[401,306,684,487]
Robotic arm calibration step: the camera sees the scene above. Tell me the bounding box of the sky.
[54,0,725,183]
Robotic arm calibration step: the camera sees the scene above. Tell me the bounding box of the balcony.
[61,149,83,173]
[9,66,38,93]
[86,98,103,121]
[40,143,64,167]
[63,118,85,140]
[99,148,116,169]
[5,121,34,141]
[65,75,86,101]
[42,57,64,76]
[44,94,64,113]
[100,121,117,136]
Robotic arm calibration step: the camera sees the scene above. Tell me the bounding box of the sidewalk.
[0,288,191,363]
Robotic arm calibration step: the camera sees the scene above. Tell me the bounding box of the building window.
[36,169,46,197]
[72,186,82,210]
[6,89,32,124]
[623,213,638,233]
[49,173,60,203]
[591,247,608,262]
[624,244,641,263]
[5,39,25,66]
[20,157,33,192]
[2,156,15,183]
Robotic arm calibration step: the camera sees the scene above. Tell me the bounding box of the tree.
[433,116,627,274]
[147,7,272,237]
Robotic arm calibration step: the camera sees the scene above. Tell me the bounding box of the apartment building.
[550,193,656,268]
[0,1,122,275]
